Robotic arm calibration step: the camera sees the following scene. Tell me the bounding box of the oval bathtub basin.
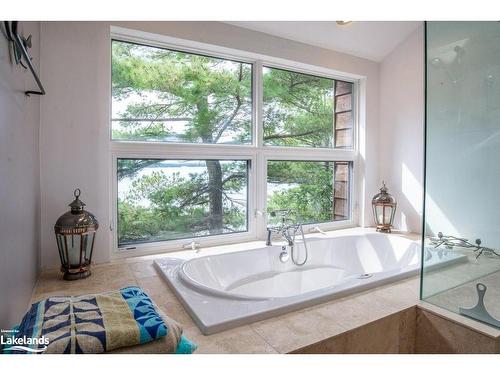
[180,235,418,300]
[154,232,466,334]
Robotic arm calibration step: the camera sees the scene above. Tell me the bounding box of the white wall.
[39,21,381,268]
[0,22,41,327]
[379,25,424,233]
[40,22,111,269]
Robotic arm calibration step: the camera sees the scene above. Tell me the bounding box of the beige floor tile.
[89,263,136,285]
[136,276,176,300]
[250,308,347,353]
[312,294,392,332]
[32,263,137,301]
[371,279,420,310]
[183,325,278,354]
[291,307,416,354]
[310,279,417,333]
[128,260,159,279]
[155,299,197,328]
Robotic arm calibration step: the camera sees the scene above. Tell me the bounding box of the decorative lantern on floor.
[54,189,99,280]
[372,181,397,233]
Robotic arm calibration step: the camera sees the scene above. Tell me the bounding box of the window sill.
[110,225,419,261]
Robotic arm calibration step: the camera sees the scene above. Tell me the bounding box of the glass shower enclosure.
[421,21,500,328]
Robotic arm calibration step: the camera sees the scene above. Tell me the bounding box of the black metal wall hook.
[3,21,46,96]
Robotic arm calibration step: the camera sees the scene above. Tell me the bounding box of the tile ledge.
[418,301,500,339]
[287,306,418,354]
[276,303,418,353]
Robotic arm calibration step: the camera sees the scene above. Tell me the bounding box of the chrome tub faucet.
[266,209,309,266]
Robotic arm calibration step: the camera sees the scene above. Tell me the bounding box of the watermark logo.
[1,329,49,353]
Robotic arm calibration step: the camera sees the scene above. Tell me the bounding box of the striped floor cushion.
[3,286,194,354]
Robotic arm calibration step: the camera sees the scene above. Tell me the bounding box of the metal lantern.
[54,189,99,280]
[372,181,397,233]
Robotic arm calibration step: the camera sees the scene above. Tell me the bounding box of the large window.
[111,35,357,252]
[117,159,249,246]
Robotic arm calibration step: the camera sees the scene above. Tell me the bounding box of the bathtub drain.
[358,273,373,279]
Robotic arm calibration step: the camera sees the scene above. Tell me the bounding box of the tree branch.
[222,172,246,185]
[289,78,317,89]
[117,160,160,180]
[213,97,241,142]
[213,65,244,142]
[221,191,246,207]
[179,185,211,209]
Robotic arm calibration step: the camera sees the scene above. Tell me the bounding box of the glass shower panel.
[422,22,500,328]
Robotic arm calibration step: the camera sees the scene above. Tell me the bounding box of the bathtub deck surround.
[156,231,463,334]
[32,258,420,353]
[31,262,500,353]
[31,227,500,353]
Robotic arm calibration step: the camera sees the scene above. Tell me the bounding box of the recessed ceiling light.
[336,21,352,26]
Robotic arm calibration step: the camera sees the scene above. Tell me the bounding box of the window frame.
[109,26,361,259]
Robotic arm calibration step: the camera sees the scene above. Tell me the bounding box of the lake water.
[118,162,294,208]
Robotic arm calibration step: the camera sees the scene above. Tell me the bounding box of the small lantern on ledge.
[54,189,99,280]
[372,181,397,233]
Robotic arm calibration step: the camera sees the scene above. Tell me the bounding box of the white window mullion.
[253,60,267,239]
[255,153,267,240]
[254,61,263,149]
[110,141,257,157]
[262,147,357,162]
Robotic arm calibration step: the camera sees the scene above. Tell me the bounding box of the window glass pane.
[263,67,335,148]
[112,40,253,144]
[117,158,248,245]
[267,160,351,225]
[263,67,354,149]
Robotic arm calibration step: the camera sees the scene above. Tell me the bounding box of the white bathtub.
[155,232,464,334]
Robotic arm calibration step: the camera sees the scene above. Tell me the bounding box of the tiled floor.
[32,257,421,354]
